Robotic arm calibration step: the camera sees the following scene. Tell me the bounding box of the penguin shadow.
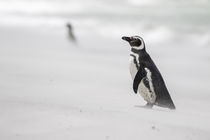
[134,105,173,112]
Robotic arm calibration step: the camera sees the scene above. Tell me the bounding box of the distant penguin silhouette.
[122,35,176,109]
[66,23,76,42]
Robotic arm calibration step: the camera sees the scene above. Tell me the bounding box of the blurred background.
[0,0,210,40]
[0,0,210,140]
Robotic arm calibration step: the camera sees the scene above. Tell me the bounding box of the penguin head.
[122,36,145,50]
[66,23,72,29]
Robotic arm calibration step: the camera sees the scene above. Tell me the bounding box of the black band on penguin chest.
[131,48,142,54]
[130,54,139,69]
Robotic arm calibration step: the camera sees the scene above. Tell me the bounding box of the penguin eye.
[131,37,137,40]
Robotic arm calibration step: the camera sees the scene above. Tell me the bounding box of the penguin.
[122,35,175,109]
[66,23,76,42]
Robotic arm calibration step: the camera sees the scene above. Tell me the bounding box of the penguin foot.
[134,103,154,109]
[145,103,153,108]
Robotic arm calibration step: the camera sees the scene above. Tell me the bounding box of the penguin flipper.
[133,65,146,93]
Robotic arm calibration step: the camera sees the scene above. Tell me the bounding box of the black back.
[133,49,175,109]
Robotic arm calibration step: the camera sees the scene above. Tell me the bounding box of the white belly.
[138,80,156,103]
[129,56,138,79]
[129,57,156,103]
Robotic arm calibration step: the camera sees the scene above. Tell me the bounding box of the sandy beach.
[0,25,209,140]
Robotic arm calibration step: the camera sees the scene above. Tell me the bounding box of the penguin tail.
[168,102,176,110]
[155,98,176,110]
[166,97,176,110]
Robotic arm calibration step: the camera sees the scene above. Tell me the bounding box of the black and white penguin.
[122,35,175,109]
[66,23,76,42]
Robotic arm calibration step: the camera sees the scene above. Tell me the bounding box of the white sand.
[0,25,210,140]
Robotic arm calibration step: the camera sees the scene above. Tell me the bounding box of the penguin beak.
[122,36,131,42]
